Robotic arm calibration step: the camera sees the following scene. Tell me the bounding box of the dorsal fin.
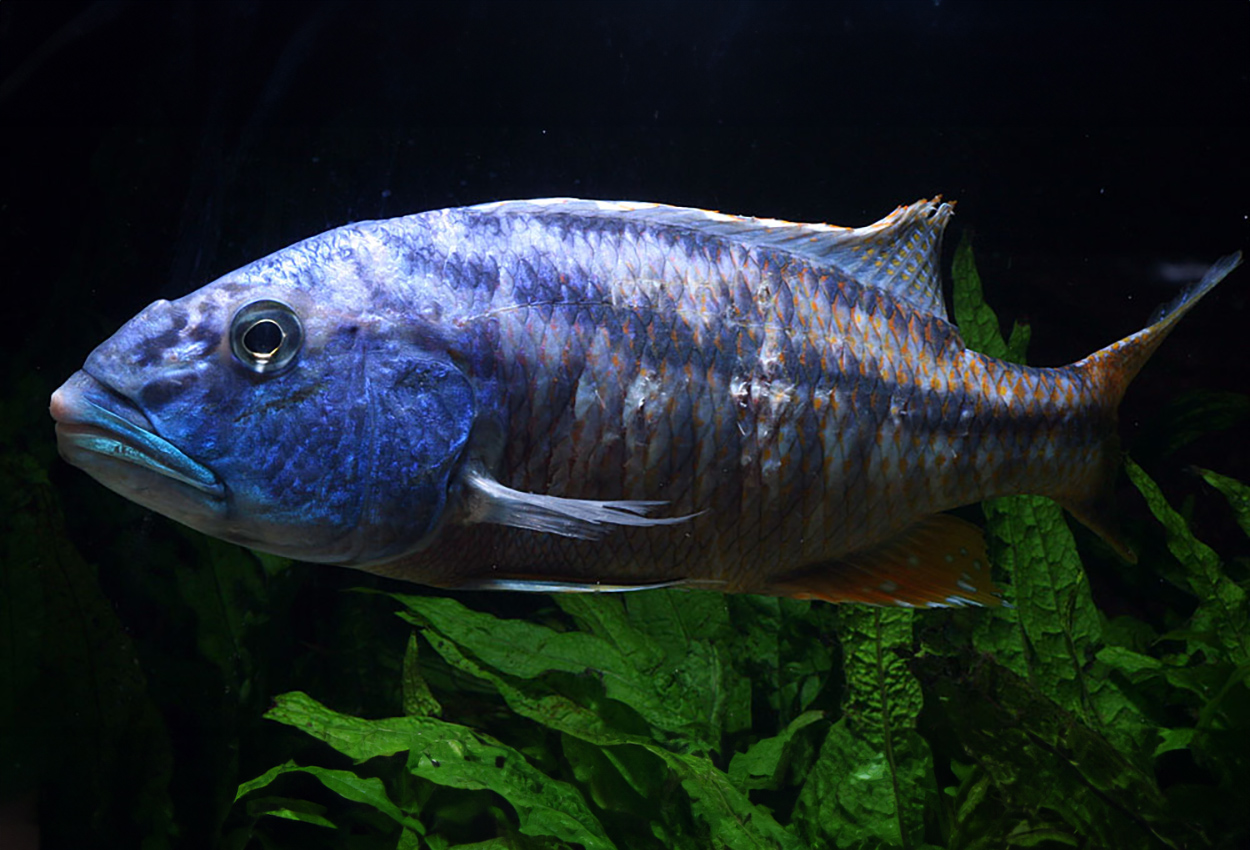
[806,198,953,320]
[468,197,955,319]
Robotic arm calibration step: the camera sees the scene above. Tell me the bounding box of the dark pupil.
[242,319,284,357]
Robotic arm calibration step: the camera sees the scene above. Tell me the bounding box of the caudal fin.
[1065,252,1242,559]
[1078,252,1242,408]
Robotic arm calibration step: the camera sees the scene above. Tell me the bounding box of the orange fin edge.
[767,514,1004,607]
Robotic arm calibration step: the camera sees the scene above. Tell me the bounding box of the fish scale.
[50,198,1242,606]
[387,205,1042,595]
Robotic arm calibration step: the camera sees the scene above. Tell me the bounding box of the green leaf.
[401,632,442,717]
[624,590,750,738]
[1152,728,1196,758]
[1195,466,1250,539]
[236,761,300,801]
[398,593,718,749]
[250,549,294,578]
[244,796,338,829]
[661,748,804,850]
[951,235,1030,363]
[623,588,729,648]
[796,720,934,849]
[562,733,654,815]
[723,594,835,724]
[1095,646,1162,678]
[838,609,923,747]
[981,495,1105,722]
[930,658,1183,850]
[397,595,803,849]
[262,692,615,850]
[797,607,933,848]
[557,592,731,747]
[1125,458,1249,665]
[405,736,616,850]
[173,531,269,701]
[416,620,652,751]
[727,710,824,792]
[265,691,423,761]
[237,758,421,834]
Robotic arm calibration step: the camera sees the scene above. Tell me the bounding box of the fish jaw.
[50,369,226,520]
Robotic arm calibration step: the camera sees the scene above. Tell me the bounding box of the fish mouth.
[50,370,223,499]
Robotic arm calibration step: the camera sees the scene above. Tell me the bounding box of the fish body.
[49,199,1241,606]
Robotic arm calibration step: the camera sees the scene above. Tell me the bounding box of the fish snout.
[50,369,156,433]
[50,368,223,497]
[48,373,84,425]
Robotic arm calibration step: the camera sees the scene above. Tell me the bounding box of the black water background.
[2,2,1248,848]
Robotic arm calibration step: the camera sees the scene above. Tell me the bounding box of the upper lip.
[51,369,223,497]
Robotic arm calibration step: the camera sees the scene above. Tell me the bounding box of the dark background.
[4,1,1248,420]
[2,1,1248,847]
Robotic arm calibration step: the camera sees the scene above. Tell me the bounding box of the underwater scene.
[3,3,1249,849]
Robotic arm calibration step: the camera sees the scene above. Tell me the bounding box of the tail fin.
[1066,252,1242,559]
[1079,252,1242,408]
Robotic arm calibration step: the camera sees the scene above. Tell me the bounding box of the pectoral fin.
[767,514,1005,607]
[460,462,700,539]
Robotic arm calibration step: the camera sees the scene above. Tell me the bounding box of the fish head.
[50,224,478,566]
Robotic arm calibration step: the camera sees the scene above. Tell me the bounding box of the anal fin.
[767,514,1004,607]
[457,576,712,594]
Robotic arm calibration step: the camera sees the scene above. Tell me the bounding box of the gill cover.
[360,354,477,564]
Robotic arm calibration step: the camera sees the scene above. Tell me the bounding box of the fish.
[49,198,1242,608]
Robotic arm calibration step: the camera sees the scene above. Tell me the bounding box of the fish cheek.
[139,373,195,412]
[361,357,476,562]
[210,368,369,548]
[138,370,225,454]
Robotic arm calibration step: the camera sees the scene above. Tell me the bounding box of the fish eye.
[230,300,303,374]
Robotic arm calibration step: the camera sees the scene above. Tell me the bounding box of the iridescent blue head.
[50,222,478,566]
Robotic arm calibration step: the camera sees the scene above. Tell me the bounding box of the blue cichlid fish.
[50,199,1241,607]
